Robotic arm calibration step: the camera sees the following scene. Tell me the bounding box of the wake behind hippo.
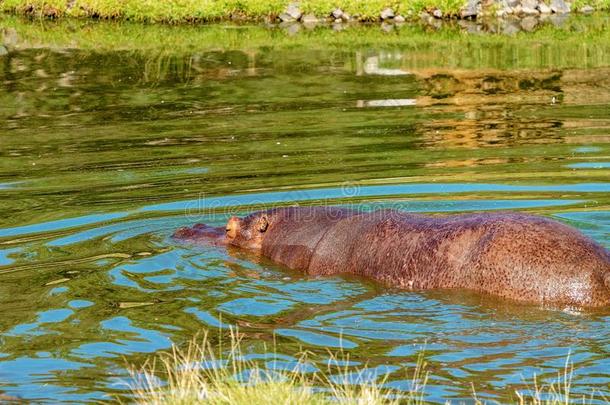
[174,206,610,308]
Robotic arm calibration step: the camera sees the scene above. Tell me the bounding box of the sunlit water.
[1,16,610,403]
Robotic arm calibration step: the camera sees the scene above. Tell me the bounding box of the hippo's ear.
[258,216,269,232]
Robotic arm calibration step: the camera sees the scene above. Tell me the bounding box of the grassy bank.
[3,15,610,63]
[1,0,610,23]
[127,329,600,405]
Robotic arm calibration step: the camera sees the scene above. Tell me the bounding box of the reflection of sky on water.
[1,189,609,402]
[140,183,609,213]
[567,162,610,169]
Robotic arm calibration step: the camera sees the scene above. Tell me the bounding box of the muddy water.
[1,17,609,403]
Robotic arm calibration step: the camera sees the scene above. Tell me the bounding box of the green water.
[0,16,609,403]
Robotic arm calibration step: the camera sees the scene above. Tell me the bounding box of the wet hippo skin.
[174,206,610,308]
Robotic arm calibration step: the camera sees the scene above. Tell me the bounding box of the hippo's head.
[225,211,273,252]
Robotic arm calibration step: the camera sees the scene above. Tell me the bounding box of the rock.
[301,13,318,24]
[334,18,342,23]
[285,2,302,20]
[503,20,521,34]
[420,11,434,24]
[433,9,443,18]
[512,4,523,13]
[380,7,395,19]
[550,0,570,13]
[331,8,343,19]
[580,4,594,12]
[521,6,540,14]
[394,15,406,22]
[279,13,294,22]
[341,12,351,21]
[507,0,521,7]
[0,46,7,56]
[538,2,552,13]
[520,16,538,30]
[521,0,539,9]
[461,0,479,18]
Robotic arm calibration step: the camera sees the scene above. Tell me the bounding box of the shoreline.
[1,0,609,24]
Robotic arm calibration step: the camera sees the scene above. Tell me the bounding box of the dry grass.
[127,328,427,405]
[514,355,598,405]
[127,330,607,405]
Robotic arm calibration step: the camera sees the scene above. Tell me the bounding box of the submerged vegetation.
[128,329,602,405]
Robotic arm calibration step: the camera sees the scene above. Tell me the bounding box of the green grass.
[2,14,610,65]
[127,329,604,405]
[2,0,608,23]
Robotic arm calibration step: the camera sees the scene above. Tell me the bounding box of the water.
[1,16,610,403]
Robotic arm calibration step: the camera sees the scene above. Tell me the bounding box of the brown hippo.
[174,206,610,308]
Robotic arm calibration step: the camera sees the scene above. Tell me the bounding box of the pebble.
[521,6,540,15]
[521,0,539,10]
[380,7,395,19]
[301,13,318,24]
[285,2,302,20]
[461,0,479,18]
[331,8,343,19]
[433,9,443,18]
[538,2,552,13]
[279,12,295,22]
[394,15,406,23]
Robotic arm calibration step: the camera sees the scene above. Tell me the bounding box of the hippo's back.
[309,209,610,307]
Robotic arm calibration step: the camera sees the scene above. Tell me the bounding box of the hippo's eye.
[258,216,269,232]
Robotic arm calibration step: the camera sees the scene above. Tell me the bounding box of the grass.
[127,328,428,405]
[127,328,605,405]
[3,15,610,70]
[1,0,609,23]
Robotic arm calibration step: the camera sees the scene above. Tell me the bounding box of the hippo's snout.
[226,216,241,240]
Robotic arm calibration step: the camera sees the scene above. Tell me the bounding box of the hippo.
[174,206,610,308]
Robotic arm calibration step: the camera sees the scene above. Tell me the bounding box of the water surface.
[1,16,610,403]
